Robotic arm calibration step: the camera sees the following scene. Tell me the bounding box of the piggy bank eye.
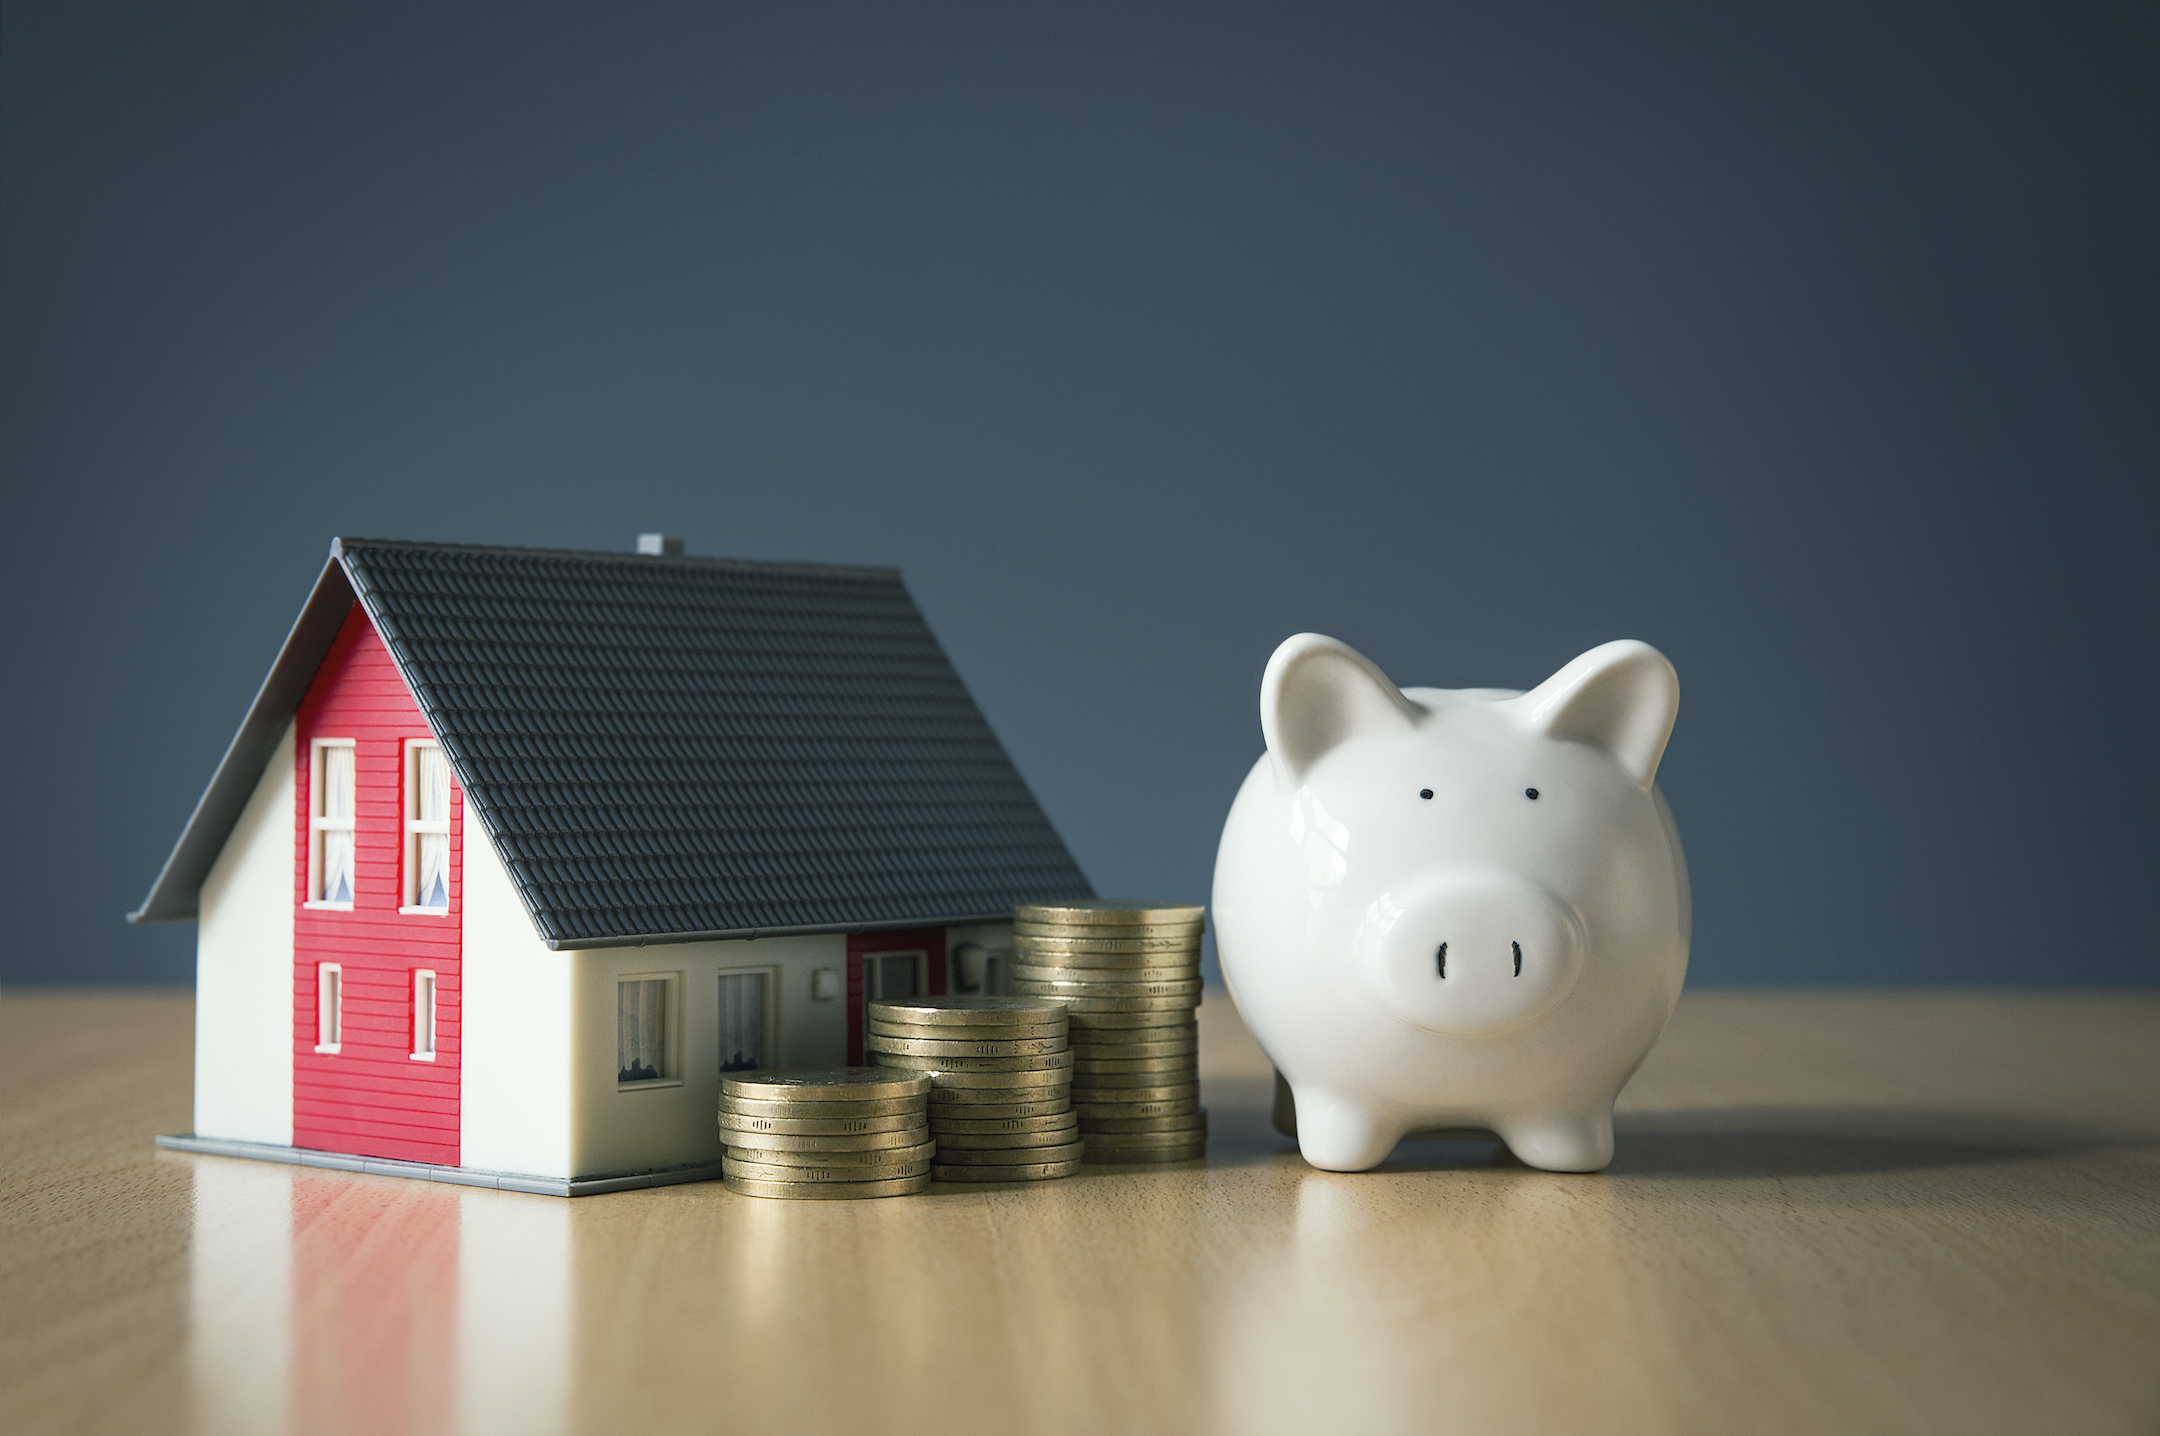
[1525,788,1539,800]
[1418,789,1433,800]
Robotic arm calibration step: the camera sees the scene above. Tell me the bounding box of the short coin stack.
[866,997,1084,1183]
[1012,900,1208,1163]
[719,1069,935,1199]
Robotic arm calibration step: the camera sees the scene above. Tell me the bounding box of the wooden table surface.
[3,989,2156,1436]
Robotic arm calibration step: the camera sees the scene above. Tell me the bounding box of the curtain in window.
[416,746,450,908]
[322,745,355,904]
[717,972,766,1073]
[618,979,667,1083]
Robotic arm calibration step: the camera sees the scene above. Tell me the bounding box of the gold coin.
[723,1173,929,1200]
[1012,918,1203,939]
[719,1093,926,1120]
[1071,1056,1200,1076]
[909,1065,1071,1089]
[722,1156,934,1183]
[1066,1037,1197,1060]
[718,1110,922,1136]
[931,1160,1083,1182]
[1064,1009,1196,1029]
[1081,1143,1207,1164]
[932,1138,1087,1165]
[1014,900,1206,927]
[1013,933,1202,956]
[869,1019,1066,1043]
[929,1112,1081,1135]
[726,1139,937,1168]
[1075,1097,1200,1118]
[867,997,1068,1027]
[1018,991,1202,1014]
[925,1095,1071,1119]
[1081,1109,1209,1134]
[869,1048,1074,1073]
[722,1127,931,1153]
[722,1068,932,1103]
[1011,969,1203,996]
[933,1124,1080,1150]
[866,1033,1068,1058]
[1070,1080,1200,1100]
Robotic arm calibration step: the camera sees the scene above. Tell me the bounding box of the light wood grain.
[3,989,2156,1436]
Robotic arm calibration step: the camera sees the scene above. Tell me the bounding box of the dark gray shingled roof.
[131,538,1093,946]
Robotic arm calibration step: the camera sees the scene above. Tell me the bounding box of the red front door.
[845,928,949,1065]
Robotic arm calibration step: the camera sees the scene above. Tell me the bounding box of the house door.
[845,928,948,1064]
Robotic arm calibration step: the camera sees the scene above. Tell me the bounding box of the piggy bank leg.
[1494,1107,1615,1173]
[1292,1088,1404,1172]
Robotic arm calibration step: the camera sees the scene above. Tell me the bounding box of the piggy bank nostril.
[1513,940,1522,977]
[1436,942,1447,979]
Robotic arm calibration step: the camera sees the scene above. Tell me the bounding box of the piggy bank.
[1212,633,1689,1173]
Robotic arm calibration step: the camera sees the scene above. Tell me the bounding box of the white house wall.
[460,834,575,1179]
[566,934,847,1178]
[194,721,296,1147]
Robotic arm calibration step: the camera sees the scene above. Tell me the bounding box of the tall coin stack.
[719,1069,935,1199]
[866,997,1084,1182]
[1012,900,1208,1163]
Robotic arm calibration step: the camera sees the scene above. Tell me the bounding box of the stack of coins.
[867,996,1084,1183]
[1012,900,1208,1163]
[719,1069,934,1199]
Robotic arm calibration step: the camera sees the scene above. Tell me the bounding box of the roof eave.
[540,912,1021,951]
[127,554,358,923]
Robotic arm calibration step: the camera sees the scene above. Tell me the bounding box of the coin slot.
[1436,942,1447,979]
[1513,941,1522,977]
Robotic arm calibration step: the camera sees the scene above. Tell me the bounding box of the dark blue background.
[4,3,2152,987]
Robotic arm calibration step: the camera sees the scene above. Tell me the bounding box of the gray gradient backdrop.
[3,3,2153,987]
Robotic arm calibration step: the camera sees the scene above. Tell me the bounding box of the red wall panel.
[293,605,462,1166]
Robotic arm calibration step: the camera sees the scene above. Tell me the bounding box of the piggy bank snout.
[1358,870,1586,1037]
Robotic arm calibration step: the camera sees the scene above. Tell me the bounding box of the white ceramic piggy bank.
[1212,633,1689,1173]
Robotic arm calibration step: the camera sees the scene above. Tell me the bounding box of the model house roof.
[132,538,1093,946]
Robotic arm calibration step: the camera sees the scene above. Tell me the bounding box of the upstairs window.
[402,741,451,913]
[308,740,356,908]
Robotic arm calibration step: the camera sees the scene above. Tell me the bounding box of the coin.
[933,1127,1080,1151]
[866,1033,1066,1058]
[1075,1097,1199,1118]
[1018,992,1201,1013]
[1012,918,1204,939]
[1014,901,1206,927]
[724,1173,930,1200]
[1081,1143,1207,1164]
[1067,1069,1197,1089]
[1065,1037,1197,1060]
[924,1096,1071,1119]
[722,1156,935,1183]
[719,1093,927,1120]
[1012,933,1203,956]
[1070,1081,1200,1101]
[1071,1056,1200,1077]
[718,1110,923,1136]
[1064,1009,1197,1029]
[867,997,1068,1027]
[933,1138,1087,1165]
[1080,1109,1208,1134]
[932,1159,1085,1181]
[722,1127,932,1153]
[869,1049,1074,1073]
[905,1064,1071,1089]
[725,1139,937,1168]
[928,1112,1083,1135]
[723,1068,933,1103]
[1011,970,1203,996]
[869,1019,1067,1043]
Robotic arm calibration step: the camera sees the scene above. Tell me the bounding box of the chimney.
[636,533,684,557]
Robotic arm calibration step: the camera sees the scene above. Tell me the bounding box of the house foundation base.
[154,1133,727,1197]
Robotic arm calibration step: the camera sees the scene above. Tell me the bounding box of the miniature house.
[133,537,1093,1194]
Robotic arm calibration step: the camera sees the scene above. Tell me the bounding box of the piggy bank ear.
[1505,640,1679,789]
[1261,633,1421,786]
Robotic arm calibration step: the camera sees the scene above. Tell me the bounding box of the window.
[402,740,451,913]
[617,974,679,1087]
[308,740,356,908]
[411,970,437,1060]
[315,963,342,1053]
[717,971,770,1074]
[859,947,926,1043]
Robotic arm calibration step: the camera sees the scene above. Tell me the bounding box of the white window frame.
[399,739,452,915]
[306,738,357,910]
[315,963,343,1053]
[411,969,437,1061]
[616,972,683,1091]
